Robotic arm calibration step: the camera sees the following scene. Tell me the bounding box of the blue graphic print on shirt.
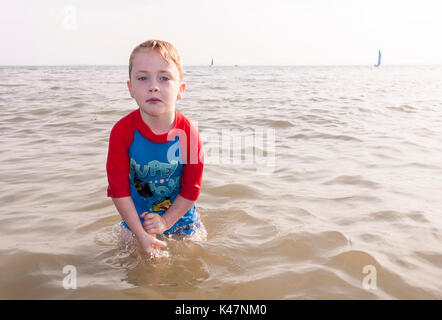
[121,130,200,235]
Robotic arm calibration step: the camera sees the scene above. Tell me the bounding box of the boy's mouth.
[146,98,162,103]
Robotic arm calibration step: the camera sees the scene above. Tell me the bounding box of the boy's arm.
[141,195,195,234]
[142,118,204,234]
[163,195,195,228]
[112,196,166,252]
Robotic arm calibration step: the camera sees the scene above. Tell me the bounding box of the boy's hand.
[136,230,167,253]
[141,212,169,234]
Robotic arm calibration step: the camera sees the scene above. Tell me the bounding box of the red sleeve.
[106,112,136,198]
[178,117,204,201]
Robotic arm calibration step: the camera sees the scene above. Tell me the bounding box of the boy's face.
[127,48,185,120]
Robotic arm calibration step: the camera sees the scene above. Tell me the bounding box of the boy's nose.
[148,82,159,92]
[149,86,159,92]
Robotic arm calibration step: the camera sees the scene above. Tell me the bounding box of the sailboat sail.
[375,50,381,67]
[210,58,214,66]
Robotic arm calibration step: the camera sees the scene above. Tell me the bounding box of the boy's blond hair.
[129,40,183,81]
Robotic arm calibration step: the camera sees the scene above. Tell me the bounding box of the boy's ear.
[127,80,134,98]
[177,82,186,100]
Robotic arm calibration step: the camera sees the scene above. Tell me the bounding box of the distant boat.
[374,49,381,67]
[210,58,214,66]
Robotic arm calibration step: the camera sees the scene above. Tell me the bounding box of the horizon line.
[1,63,442,67]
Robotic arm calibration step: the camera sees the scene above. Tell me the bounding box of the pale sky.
[1,0,441,66]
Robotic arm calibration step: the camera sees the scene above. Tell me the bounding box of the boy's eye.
[160,76,169,81]
[138,76,147,81]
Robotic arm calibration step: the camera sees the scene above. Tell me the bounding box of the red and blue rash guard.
[106,109,204,235]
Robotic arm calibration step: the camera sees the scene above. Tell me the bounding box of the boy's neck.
[140,109,176,135]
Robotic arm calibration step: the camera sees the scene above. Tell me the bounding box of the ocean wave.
[322,175,380,189]
[387,104,417,113]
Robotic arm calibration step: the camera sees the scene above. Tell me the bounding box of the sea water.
[0,65,441,299]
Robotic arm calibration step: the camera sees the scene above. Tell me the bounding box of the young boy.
[106,40,204,253]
